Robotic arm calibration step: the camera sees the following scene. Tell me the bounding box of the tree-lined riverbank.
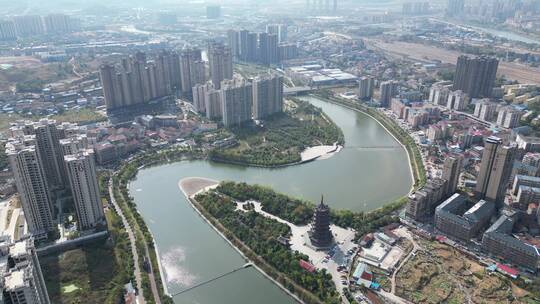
[117,95,417,303]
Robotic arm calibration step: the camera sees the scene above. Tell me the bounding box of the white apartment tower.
[205,89,222,120]
[10,119,67,190]
[252,75,284,120]
[208,42,233,89]
[6,138,54,239]
[221,79,253,127]
[64,150,105,231]
[192,81,215,114]
[358,76,375,100]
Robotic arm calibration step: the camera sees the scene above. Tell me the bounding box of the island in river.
[207,97,344,167]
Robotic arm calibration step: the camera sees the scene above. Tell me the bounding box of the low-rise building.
[446,90,469,111]
[428,81,452,106]
[482,214,539,271]
[473,99,497,122]
[512,175,540,195]
[515,186,540,206]
[94,142,118,165]
[516,134,540,152]
[497,107,522,129]
[435,194,495,242]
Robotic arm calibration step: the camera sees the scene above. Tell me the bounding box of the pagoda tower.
[309,195,333,248]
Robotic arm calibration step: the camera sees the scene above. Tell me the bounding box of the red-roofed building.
[360,271,373,281]
[299,260,316,273]
[496,263,519,279]
[435,235,447,243]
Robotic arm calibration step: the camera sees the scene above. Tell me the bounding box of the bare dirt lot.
[0,56,77,91]
[395,240,537,304]
[368,39,540,85]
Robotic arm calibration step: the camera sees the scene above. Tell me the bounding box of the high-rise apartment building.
[100,64,118,110]
[180,48,205,95]
[101,50,185,112]
[8,14,80,38]
[257,32,269,64]
[446,0,465,16]
[406,179,448,221]
[43,14,80,33]
[12,15,45,36]
[247,32,258,62]
[192,81,215,113]
[227,30,240,59]
[205,89,222,120]
[6,138,54,239]
[266,24,288,43]
[0,20,17,40]
[402,2,430,15]
[380,81,399,107]
[475,136,516,209]
[206,5,221,19]
[17,119,66,190]
[442,155,463,197]
[252,75,284,120]
[278,44,298,61]
[0,237,51,304]
[208,42,233,89]
[453,55,499,98]
[358,76,375,100]
[221,79,253,127]
[60,135,89,158]
[256,33,279,65]
[308,0,338,11]
[267,34,279,64]
[64,150,105,231]
[238,30,250,61]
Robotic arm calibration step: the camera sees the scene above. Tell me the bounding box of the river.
[469,24,540,45]
[128,96,413,303]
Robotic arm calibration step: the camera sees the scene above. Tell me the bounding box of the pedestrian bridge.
[342,145,402,150]
[284,86,313,96]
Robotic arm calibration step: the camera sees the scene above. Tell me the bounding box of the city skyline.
[0,1,538,303]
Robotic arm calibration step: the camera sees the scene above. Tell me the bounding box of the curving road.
[109,177,162,304]
[108,179,146,304]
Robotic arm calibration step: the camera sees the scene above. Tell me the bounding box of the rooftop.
[4,269,26,290]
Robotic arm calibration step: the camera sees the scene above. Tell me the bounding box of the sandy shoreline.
[300,142,342,162]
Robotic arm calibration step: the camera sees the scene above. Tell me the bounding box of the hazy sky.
[0,0,448,16]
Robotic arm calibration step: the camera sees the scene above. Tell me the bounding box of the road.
[377,290,414,304]
[390,231,420,294]
[108,179,146,304]
[143,239,162,304]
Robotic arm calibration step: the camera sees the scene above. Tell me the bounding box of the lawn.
[51,108,107,124]
[40,210,133,304]
[40,239,120,304]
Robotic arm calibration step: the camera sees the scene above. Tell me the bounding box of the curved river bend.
[129,96,413,304]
